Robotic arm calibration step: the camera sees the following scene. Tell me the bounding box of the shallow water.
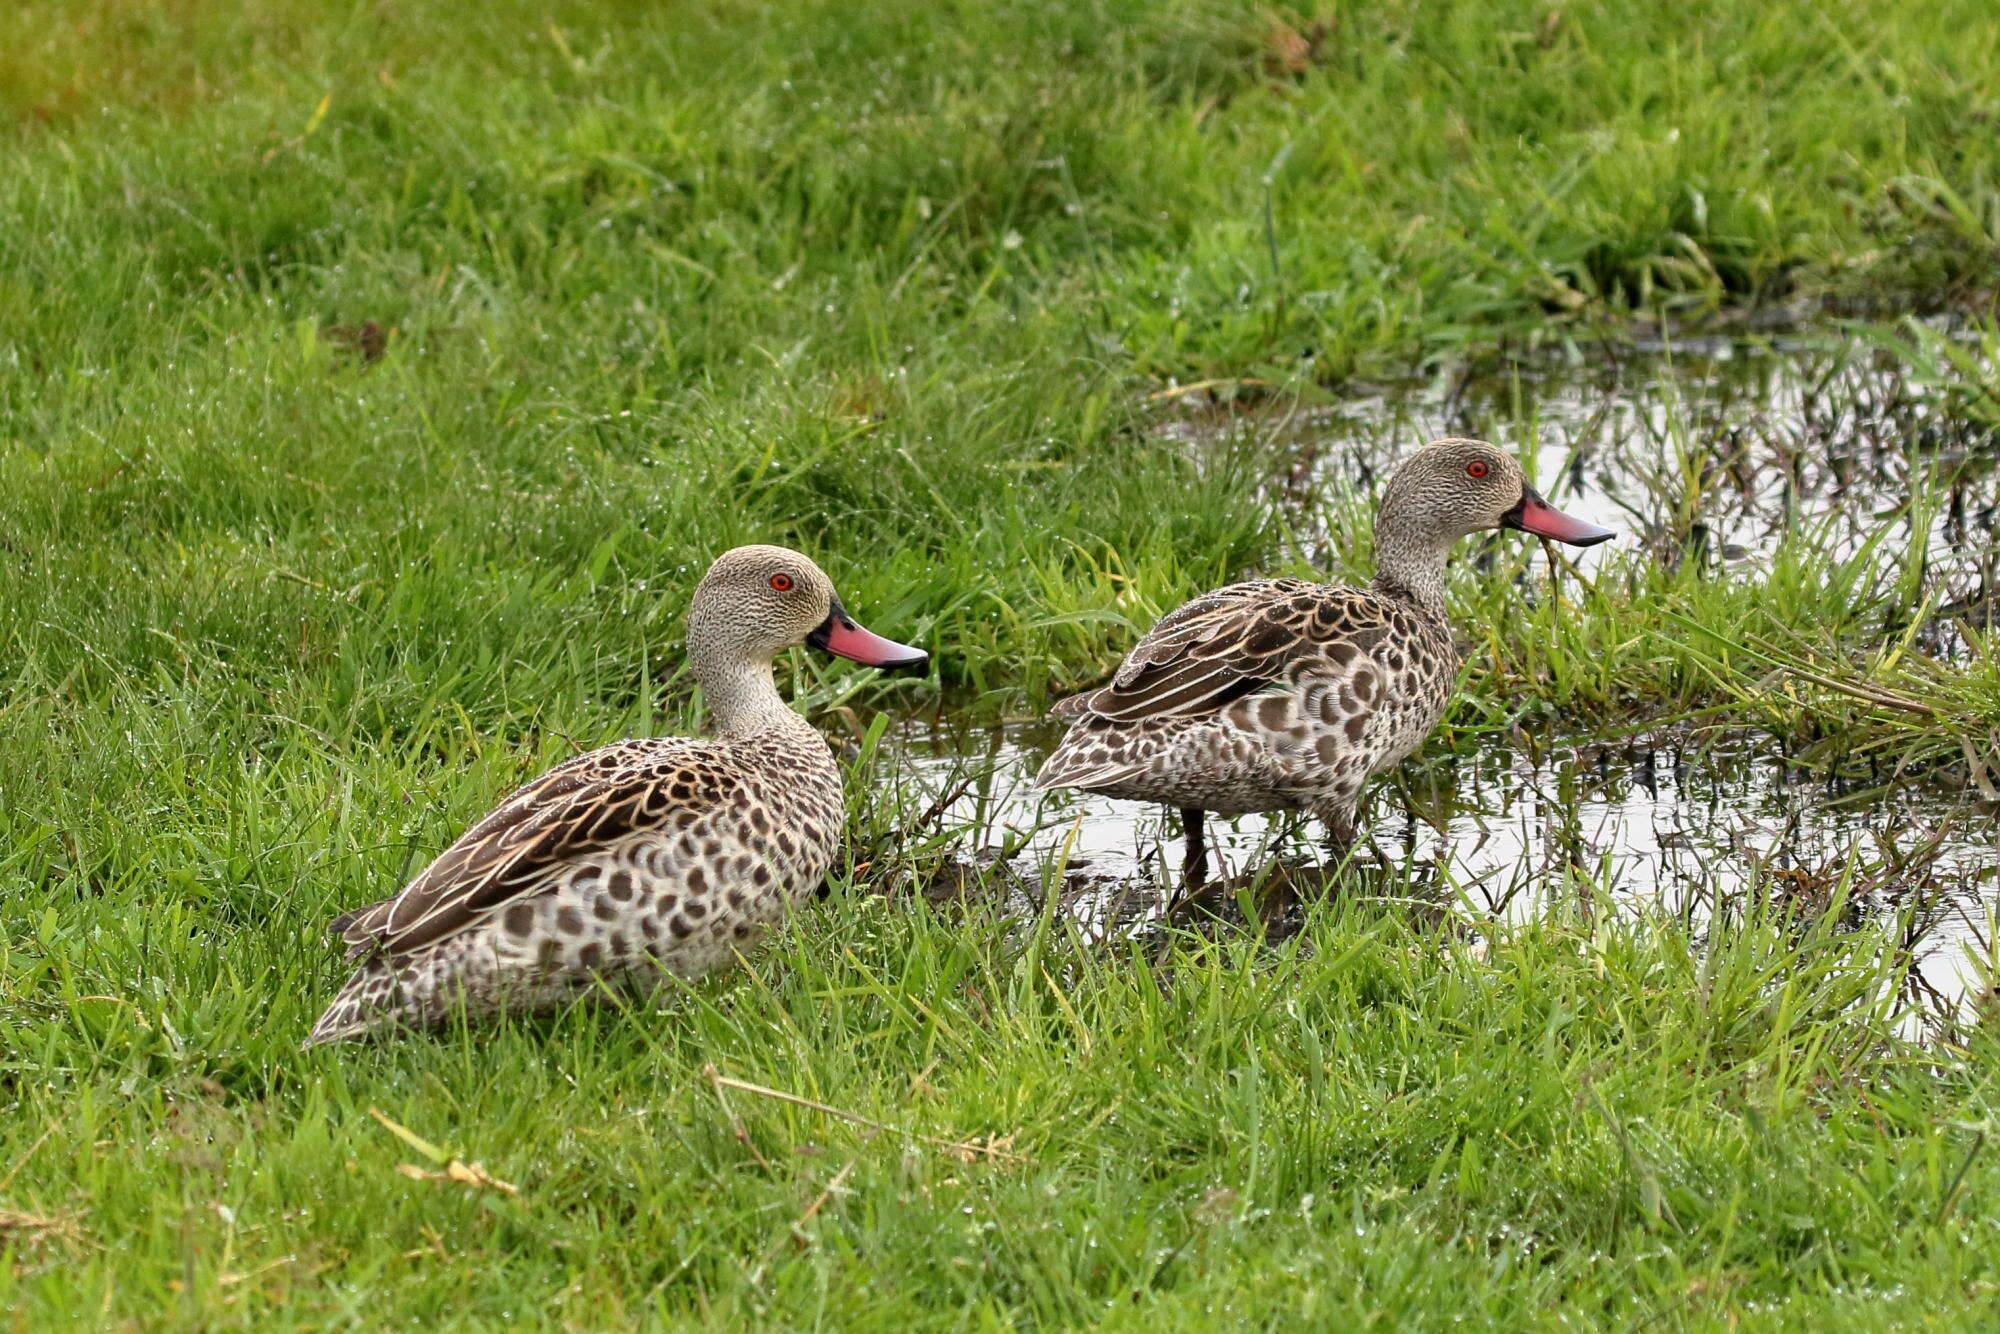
[890,334,2000,1019]
[887,719,1999,1015]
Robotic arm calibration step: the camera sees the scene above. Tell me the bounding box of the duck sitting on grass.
[304,545,927,1047]
[1033,439,1614,886]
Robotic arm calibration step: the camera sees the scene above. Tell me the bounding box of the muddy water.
[891,335,2000,1018]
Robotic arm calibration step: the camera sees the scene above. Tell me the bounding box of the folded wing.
[329,740,742,958]
[1036,579,1393,789]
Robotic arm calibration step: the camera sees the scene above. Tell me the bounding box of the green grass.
[5,0,2000,1326]
[12,891,2000,1329]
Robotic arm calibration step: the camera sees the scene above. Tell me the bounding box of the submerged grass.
[4,0,2000,1325]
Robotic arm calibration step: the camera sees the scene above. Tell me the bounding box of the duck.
[303,544,927,1047]
[1032,439,1613,885]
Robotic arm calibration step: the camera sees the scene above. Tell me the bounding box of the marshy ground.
[4,1,2000,1328]
[885,336,2000,1021]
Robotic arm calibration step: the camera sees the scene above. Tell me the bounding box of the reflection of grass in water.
[870,723,1995,1009]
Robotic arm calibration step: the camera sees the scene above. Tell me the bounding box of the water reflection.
[884,720,1997,1014]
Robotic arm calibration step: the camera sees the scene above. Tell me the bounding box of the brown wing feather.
[329,739,741,958]
[1046,580,1310,720]
[1062,579,1388,724]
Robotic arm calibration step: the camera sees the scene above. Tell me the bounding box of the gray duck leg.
[1179,807,1210,888]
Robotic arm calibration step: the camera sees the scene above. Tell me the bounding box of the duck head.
[1381,439,1615,548]
[690,544,928,672]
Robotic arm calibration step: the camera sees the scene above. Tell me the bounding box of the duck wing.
[1049,579,1390,725]
[327,738,743,958]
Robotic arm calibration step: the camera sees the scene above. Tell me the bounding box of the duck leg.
[1314,799,1358,879]
[1179,807,1210,888]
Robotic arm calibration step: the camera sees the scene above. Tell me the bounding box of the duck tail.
[326,896,396,957]
[1031,750,1149,794]
[301,964,400,1050]
[1047,689,1100,720]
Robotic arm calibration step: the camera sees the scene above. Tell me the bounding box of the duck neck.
[1369,514,1453,621]
[690,644,800,740]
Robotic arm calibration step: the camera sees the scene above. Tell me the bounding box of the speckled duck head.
[1372,439,1614,609]
[688,544,928,675]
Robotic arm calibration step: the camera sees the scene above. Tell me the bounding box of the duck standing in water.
[1033,439,1613,885]
[304,545,926,1047]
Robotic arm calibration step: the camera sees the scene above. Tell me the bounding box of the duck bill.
[1502,487,1616,547]
[806,598,929,671]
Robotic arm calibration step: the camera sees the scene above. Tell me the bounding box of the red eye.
[1466,461,1489,478]
[769,574,794,591]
